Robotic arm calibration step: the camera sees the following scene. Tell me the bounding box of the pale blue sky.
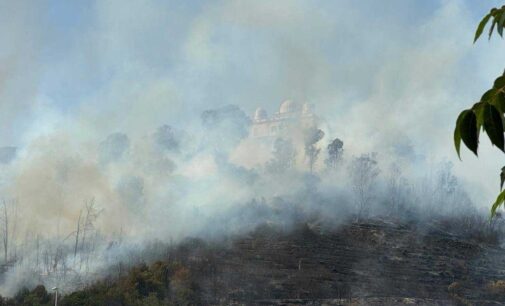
[1,2,499,116]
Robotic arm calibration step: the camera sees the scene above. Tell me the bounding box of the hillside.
[170,219,505,305]
[9,217,505,305]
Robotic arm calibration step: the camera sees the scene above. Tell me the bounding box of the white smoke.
[0,0,504,296]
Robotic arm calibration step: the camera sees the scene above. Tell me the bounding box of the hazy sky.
[2,0,505,207]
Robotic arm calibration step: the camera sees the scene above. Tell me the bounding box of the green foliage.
[475,13,491,42]
[457,4,505,217]
[492,190,505,218]
[266,138,297,173]
[501,166,505,190]
[474,6,505,42]
[325,137,344,169]
[454,109,478,157]
[2,260,201,306]
[304,128,325,172]
[483,103,504,152]
[7,286,53,306]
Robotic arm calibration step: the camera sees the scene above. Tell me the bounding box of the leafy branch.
[455,5,505,217]
[474,6,505,42]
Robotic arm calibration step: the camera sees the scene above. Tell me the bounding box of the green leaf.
[494,76,505,89]
[482,103,505,152]
[491,190,505,217]
[498,12,504,36]
[459,110,479,156]
[501,166,505,190]
[500,10,505,31]
[473,102,486,131]
[481,88,497,102]
[489,17,498,39]
[454,111,465,159]
[475,13,492,43]
[494,92,505,113]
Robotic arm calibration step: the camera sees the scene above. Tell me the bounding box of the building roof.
[279,100,297,113]
[254,107,268,121]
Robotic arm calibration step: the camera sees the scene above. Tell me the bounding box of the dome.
[254,107,268,121]
[302,103,314,115]
[279,100,297,113]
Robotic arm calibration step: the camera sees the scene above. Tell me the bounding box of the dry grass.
[486,280,505,295]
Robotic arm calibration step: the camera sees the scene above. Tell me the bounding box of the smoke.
[0,147,16,165]
[0,106,484,295]
[0,0,505,296]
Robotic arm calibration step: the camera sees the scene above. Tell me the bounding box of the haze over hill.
[1,0,505,301]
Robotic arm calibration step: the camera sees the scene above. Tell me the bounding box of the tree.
[79,198,102,271]
[266,138,297,174]
[325,138,344,170]
[453,5,505,216]
[387,163,403,214]
[99,132,130,164]
[154,124,182,152]
[1,199,8,264]
[201,105,251,152]
[437,161,458,195]
[304,128,325,173]
[65,198,102,272]
[73,209,83,261]
[0,198,17,264]
[349,153,380,219]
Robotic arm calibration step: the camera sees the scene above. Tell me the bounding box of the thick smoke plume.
[0,102,487,295]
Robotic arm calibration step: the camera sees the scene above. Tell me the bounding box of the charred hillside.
[177,220,505,305]
[34,217,505,305]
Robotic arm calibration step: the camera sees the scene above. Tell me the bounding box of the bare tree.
[436,161,458,204]
[43,248,50,274]
[79,198,102,271]
[11,201,17,261]
[0,198,18,264]
[63,198,102,273]
[74,209,83,261]
[388,163,402,214]
[349,153,380,219]
[1,199,9,263]
[36,234,40,271]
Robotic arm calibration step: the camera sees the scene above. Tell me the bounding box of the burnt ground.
[166,219,505,305]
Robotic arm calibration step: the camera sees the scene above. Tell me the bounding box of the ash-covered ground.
[127,218,505,305]
[8,213,505,305]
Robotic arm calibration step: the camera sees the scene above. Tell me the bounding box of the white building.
[250,100,318,138]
